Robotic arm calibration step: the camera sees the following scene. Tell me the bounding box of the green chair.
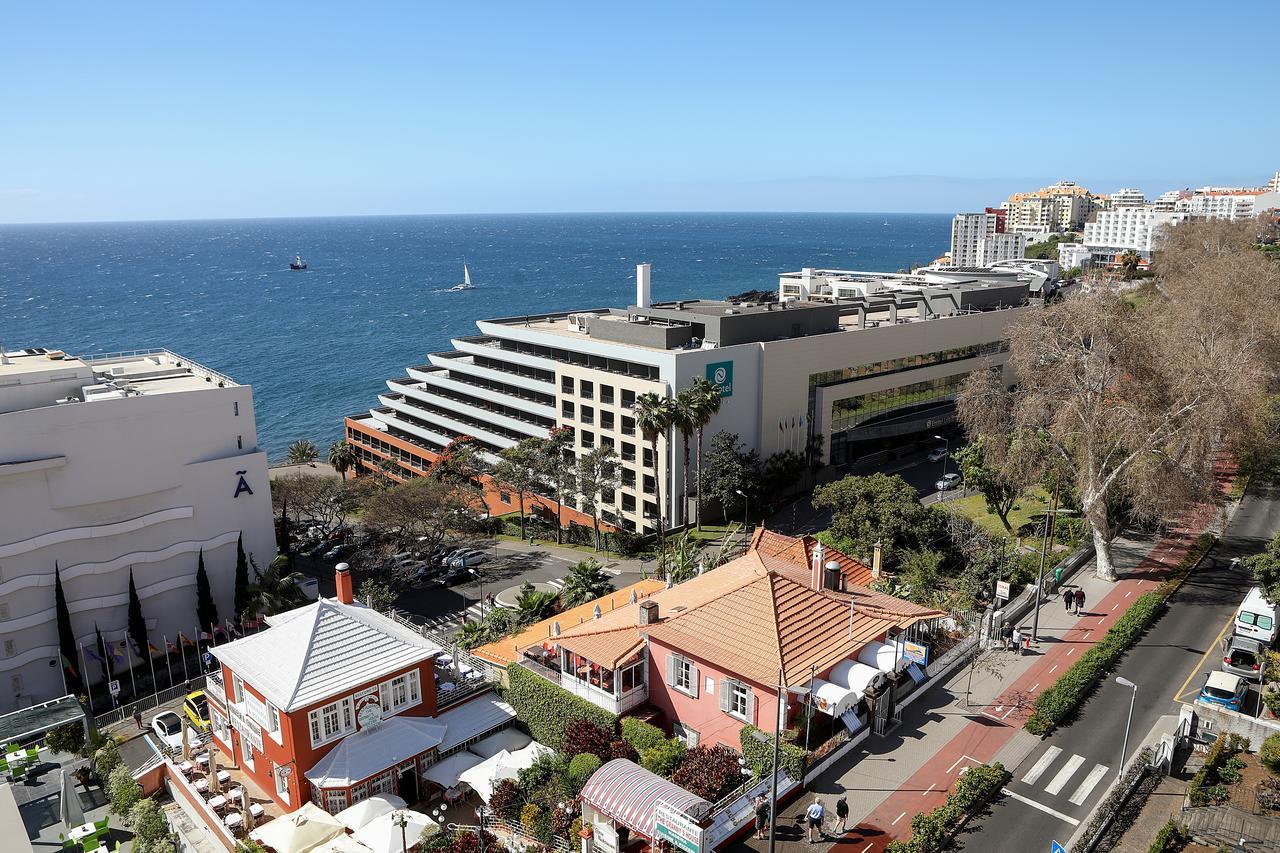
[93,818,109,833]
[25,747,39,764]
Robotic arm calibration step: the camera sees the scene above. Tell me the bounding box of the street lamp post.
[933,434,950,481]
[470,567,485,616]
[1115,676,1138,783]
[751,671,809,853]
[735,489,750,532]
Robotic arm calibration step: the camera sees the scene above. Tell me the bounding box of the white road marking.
[1049,665,1058,674]
[860,845,873,853]
[1082,630,1092,638]
[1067,648,1076,657]
[1000,789,1081,826]
[946,754,984,774]
[1113,603,1120,610]
[1021,746,1062,786]
[922,783,936,796]
[1044,754,1086,795]
[1069,764,1110,805]
[1031,683,1040,692]
[891,811,907,826]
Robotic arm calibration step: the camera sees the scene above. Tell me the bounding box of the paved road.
[960,481,1280,852]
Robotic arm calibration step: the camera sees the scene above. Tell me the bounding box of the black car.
[438,566,474,587]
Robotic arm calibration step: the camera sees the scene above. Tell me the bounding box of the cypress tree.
[195,549,218,634]
[93,624,109,685]
[126,568,148,662]
[53,563,84,695]
[234,533,250,623]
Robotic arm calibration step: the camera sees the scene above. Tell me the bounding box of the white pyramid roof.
[212,598,442,711]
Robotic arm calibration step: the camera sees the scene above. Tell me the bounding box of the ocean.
[0,213,950,460]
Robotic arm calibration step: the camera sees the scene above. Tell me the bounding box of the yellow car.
[183,690,210,731]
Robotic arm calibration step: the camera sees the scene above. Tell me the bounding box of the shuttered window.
[665,654,699,698]
[719,678,754,721]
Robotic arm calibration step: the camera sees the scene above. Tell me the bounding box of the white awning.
[810,679,860,717]
[335,794,407,831]
[828,660,887,695]
[306,717,447,788]
[470,727,532,759]
[435,697,517,753]
[458,751,510,803]
[856,641,902,673]
[423,752,485,789]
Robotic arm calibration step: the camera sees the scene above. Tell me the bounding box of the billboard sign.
[705,361,733,398]
[654,800,704,853]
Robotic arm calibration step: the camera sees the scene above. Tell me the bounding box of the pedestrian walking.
[132,706,143,730]
[1011,627,1023,655]
[753,795,770,839]
[806,798,826,844]
[1000,622,1013,651]
[834,796,849,834]
[1075,588,1086,614]
[1064,589,1074,613]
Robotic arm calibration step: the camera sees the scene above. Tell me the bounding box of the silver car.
[1222,634,1265,679]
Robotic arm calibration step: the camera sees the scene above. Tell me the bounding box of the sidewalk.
[731,502,1219,853]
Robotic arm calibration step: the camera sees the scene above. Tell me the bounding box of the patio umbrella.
[181,716,192,762]
[209,753,221,794]
[242,801,255,833]
[335,793,407,831]
[250,802,345,853]
[58,770,85,828]
[314,836,375,853]
[354,809,440,853]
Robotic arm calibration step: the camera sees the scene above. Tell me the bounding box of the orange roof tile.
[472,578,666,667]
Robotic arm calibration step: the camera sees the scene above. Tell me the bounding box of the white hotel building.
[1081,206,1191,258]
[0,348,275,709]
[346,266,1028,534]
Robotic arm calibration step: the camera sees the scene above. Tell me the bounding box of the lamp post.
[1115,676,1138,783]
[470,567,485,616]
[751,671,810,853]
[1031,507,1075,643]
[933,434,950,481]
[393,810,409,853]
[735,489,750,532]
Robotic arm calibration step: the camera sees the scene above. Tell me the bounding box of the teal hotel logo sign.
[706,361,733,397]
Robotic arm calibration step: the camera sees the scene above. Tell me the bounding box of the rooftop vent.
[638,600,659,625]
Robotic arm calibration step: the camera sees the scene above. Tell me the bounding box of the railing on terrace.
[81,349,237,387]
[385,609,498,682]
[482,815,575,853]
[94,676,208,730]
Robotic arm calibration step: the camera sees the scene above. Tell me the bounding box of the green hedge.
[1148,818,1187,852]
[505,664,617,751]
[739,725,806,781]
[1187,733,1248,806]
[1025,534,1215,736]
[884,763,1009,853]
[620,717,668,753]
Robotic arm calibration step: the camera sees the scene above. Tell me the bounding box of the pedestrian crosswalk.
[1018,746,1109,809]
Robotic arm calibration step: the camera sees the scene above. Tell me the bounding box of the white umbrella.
[354,809,441,853]
[313,836,376,853]
[249,802,346,853]
[336,793,407,831]
[59,770,85,828]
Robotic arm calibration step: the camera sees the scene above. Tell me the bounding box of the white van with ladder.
[1235,586,1277,645]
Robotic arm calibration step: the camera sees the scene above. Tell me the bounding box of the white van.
[1235,587,1277,645]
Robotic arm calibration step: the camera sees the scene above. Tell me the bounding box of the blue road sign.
[202,651,213,668]
[1051,841,1067,853]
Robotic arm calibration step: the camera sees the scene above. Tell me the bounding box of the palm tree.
[559,558,615,608]
[514,584,558,627]
[241,555,305,619]
[686,377,723,530]
[327,440,357,480]
[1118,250,1142,280]
[671,386,699,529]
[287,439,319,465]
[634,392,675,547]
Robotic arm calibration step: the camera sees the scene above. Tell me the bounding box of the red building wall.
[211,656,438,811]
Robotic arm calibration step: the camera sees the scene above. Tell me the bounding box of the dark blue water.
[0,213,949,459]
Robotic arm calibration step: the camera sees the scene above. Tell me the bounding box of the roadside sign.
[1052,841,1067,853]
[108,680,121,697]
[903,641,929,666]
[995,580,1011,600]
[202,651,213,668]
[654,800,704,853]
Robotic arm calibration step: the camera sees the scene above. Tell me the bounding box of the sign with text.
[995,580,1011,601]
[228,703,264,753]
[705,361,733,398]
[593,823,618,853]
[654,800,704,853]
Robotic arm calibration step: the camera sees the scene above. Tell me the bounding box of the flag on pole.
[60,653,78,679]
[85,646,102,664]
[166,638,180,655]
[110,641,126,664]
[179,633,195,648]
[148,642,163,658]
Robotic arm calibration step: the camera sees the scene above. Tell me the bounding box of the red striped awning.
[579,759,711,841]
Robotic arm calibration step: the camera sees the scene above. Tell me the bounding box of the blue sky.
[2,1,1275,223]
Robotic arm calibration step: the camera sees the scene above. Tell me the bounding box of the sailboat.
[447,261,475,291]
[289,254,308,270]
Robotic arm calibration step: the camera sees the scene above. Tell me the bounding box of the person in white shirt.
[806,797,825,843]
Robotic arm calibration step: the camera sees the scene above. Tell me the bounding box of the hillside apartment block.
[0,348,276,708]
[345,264,1029,533]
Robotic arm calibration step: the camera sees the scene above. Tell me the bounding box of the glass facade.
[830,374,967,433]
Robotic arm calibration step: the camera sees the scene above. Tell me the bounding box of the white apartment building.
[1082,206,1191,256]
[346,266,1028,536]
[1108,188,1147,208]
[1185,189,1280,221]
[0,348,275,709]
[949,213,1026,267]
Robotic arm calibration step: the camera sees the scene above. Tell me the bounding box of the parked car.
[182,691,210,731]
[439,566,475,586]
[927,448,948,462]
[1222,634,1266,679]
[447,549,487,568]
[323,544,352,561]
[1234,586,1277,645]
[935,473,962,491]
[151,711,197,752]
[1198,671,1248,712]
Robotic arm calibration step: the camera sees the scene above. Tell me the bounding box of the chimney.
[824,560,844,592]
[871,542,883,580]
[811,541,826,591]
[636,263,652,309]
[638,601,660,625]
[335,562,354,605]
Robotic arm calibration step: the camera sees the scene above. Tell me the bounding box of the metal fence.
[482,815,575,853]
[93,676,207,730]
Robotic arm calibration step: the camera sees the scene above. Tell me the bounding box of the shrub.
[46,722,86,756]
[640,739,686,778]
[129,797,171,853]
[567,753,603,790]
[608,739,638,762]
[108,764,143,818]
[517,753,569,794]
[550,803,577,839]
[738,725,806,780]
[570,817,584,840]
[520,803,544,833]
[671,744,744,803]
[1262,732,1280,771]
[506,664,617,751]
[489,779,522,822]
[1189,734,1250,805]
[94,739,122,779]
[563,718,613,762]
[1218,756,1247,784]
[1148,819,1187,853]
[620,717,668,753]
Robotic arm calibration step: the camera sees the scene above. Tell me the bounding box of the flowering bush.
[671,745,744,802]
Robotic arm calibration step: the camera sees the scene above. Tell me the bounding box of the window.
[500,492,511,503]
[324,790,348,814]
[581,405,594,425]
[274,763,291,803]
[621,493,636,512]
[643,475,655,494]
[621,442,636,461]
[621,470,635,488]
[622,416,636,436]
[381,671,421,714]
[601,489,615,506]
[666,655,698,697]
[600,385,615,404]
[720,679,754,721]
[233,401,240,416]
[266,701,280,736]
[562,376,574,394]
[371,771,396,796]
[308,698,355,747]
[237,435,243,450]
[622,389,636,408]
[581,430,595,449]
[601,436,614,450]
[642,448,653,468]
[620,661,645,693]
[672,722,699,748]
[580,380,594,399]
[601,411,615,430]
[562,401,575,419]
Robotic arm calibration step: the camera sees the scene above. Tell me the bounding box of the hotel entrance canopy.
[580,759,710,842]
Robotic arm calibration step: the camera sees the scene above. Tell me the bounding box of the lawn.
[943,486,1051,539]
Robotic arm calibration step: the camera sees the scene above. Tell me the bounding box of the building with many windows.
[345,265,1028,533]
[1081,206,1191,257]
[0,347,275,710]
[949,211,1027,267]
[1003,180,1102,235]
